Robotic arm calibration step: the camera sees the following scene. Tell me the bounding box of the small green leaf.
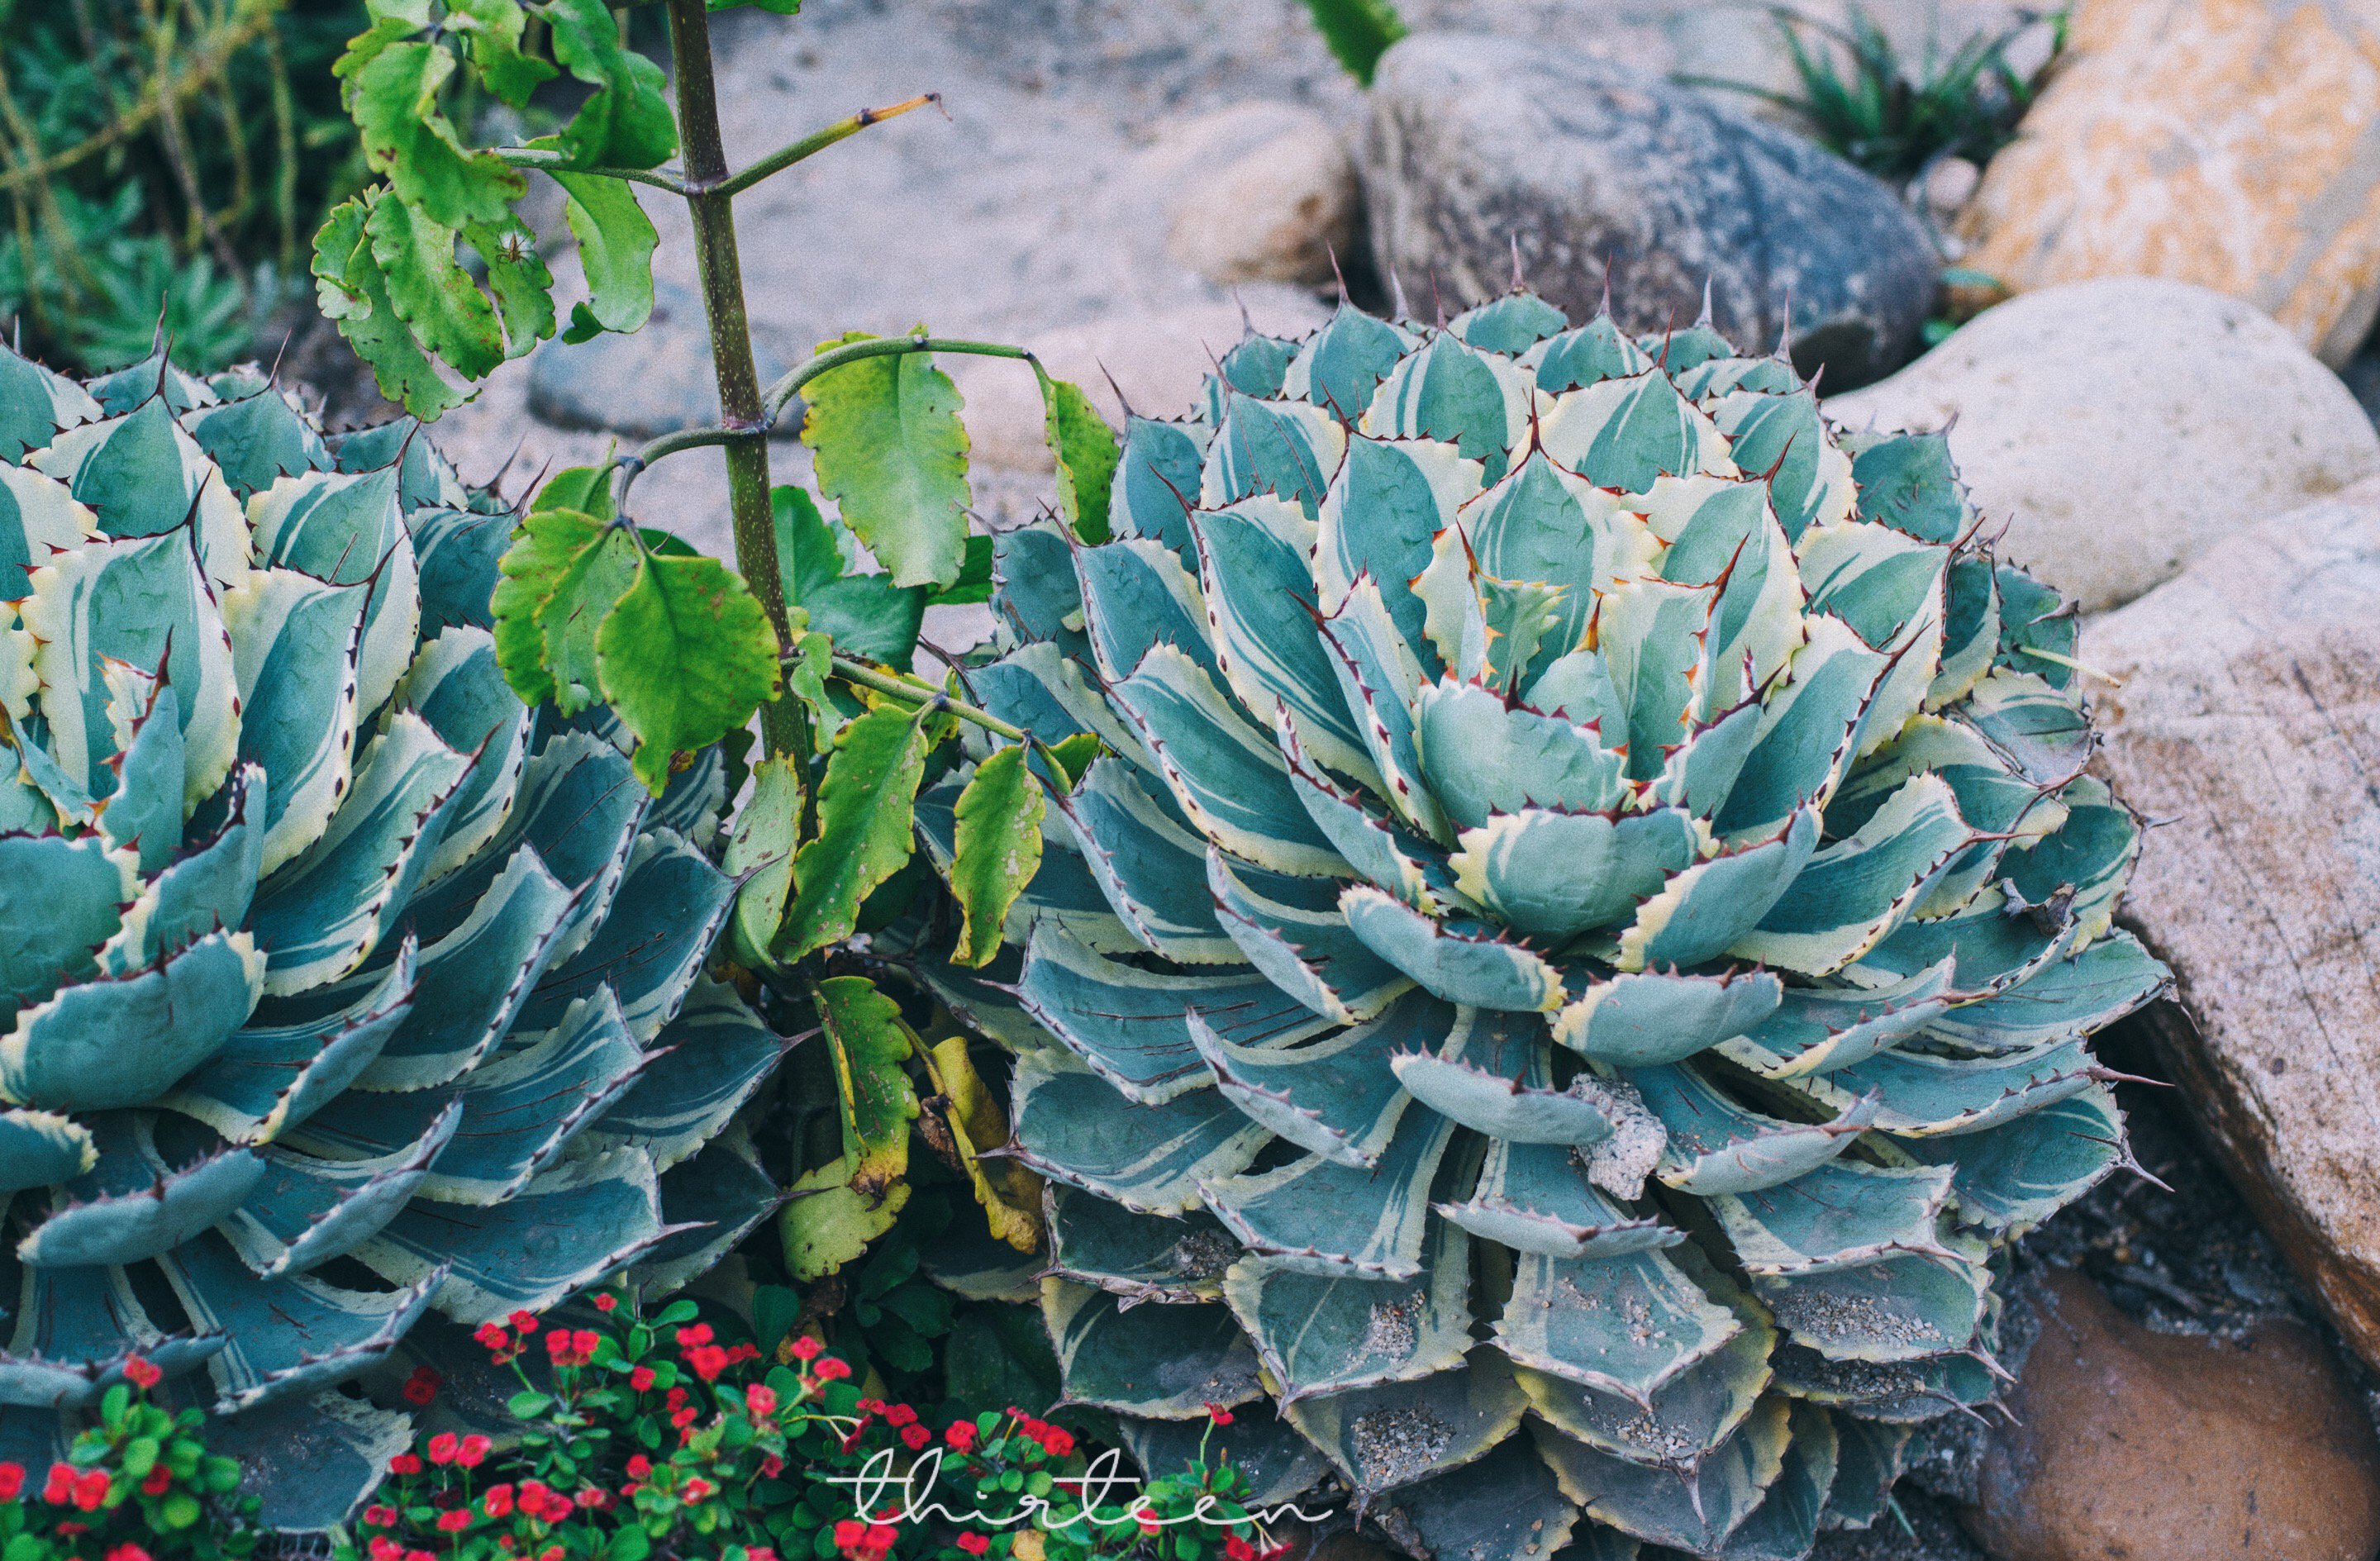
[538,157,658,342]
[467,217,558,359]
[447,0,559,107]
[1039,369,1121,544]
[596,550,784,792]
[815,973,921,1194]
[538,0,679,169]
[368,194,503,380]
[534,464,618,521]
[1297,0,1410,85]
[491,506,605,707]
[948,745,1045,967]
[1044,732,1101,791]
[772,483,926,665]
[314,193,469,418]
[801,332,973,589]
[350,37,522,229]
[925,534,995,607]
[726,754,802,968]
[780,1156,910,1280]
[537,521,642,717]
[509,1390,556,1417]
[778,701,929,959]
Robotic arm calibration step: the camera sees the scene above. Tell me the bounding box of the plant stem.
[763,335,1033,425]
[664,0,803,759]
[489,146,689,193]
[829,654,1067,777]
[708,93,941,199]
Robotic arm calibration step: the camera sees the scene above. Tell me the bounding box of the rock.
[2085,474,2380,1373]
[1969,1272,2380,1561]
[1139,103,1359,287]
[526,281,794,439]
[948,288,1332,473]
[1921,155,1981,225]
[1361,32,1941,390]
[1956,0,2380,369]
[1826,277,2380,612]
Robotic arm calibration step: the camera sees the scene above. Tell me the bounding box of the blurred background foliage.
[0,0,368,375]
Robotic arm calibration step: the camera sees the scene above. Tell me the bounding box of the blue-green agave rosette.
[0,345,786,1525]
[919,293,2168,1560]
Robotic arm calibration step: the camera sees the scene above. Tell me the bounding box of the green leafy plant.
[1689,5,2066,183]
[316,1,1124,1296]
[338,1287,1284,1561]
[0,0,365,374]
[0,1354,261,1559]
[0,344,783,1530]
[1296,0,1409,88]
[910,287,2170,1559]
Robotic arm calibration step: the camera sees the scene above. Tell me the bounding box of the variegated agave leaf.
[924,291,2168,1560]
[0,350,785,1530]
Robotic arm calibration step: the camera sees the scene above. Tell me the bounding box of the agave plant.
[0,344,784,1525]
[920,290,2168,1559]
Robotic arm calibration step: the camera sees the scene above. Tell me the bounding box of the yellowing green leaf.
[948,745,1044,967]
[1040,369,1121,544]
[778,702,929,960]
[815,973,920,1197]
[594,550,783,792]
[536,524,640,718]
[780,1159,909,1280]
[491,506,604,707]
[931,1034,1044,1253]
[801,333,973,589]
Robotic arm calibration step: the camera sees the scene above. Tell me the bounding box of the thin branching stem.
[826,653,1071,779]
[490,146,690,193]
[707,93,941,199]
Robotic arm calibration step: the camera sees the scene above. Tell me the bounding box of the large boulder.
[1970,1272,2380,1561]
[1957,0,2380,369]
[2086,474,2380,1373]
[1139,102,1360,288]
[1828,278,2380,613]
[1361,31,1940,390]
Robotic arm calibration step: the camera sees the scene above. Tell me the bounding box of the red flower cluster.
[426,1432,493,1469]
[40,1464,111,1511]
[121,1357,161,1391]
[401,1366,440,1406]
[545,1328,601,1368]
[1002,1411,1074,1458]
[0,1465,21,1502]
[832,1518,900,1561]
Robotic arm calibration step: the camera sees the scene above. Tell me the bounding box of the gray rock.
[526,282,795,439]
[1361,32,1940,389]
[1828,278,2380,613]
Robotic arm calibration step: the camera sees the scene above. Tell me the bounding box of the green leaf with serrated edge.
[536,0,678,169]
[466,218,556,359]
[446,0,557,107]
[949,745,1045,967]
[726,754,801,969]
[778,702,930,960]
[530,463,616,520]
[367,194,502,382]
[350,40,521,231]
[802,333,973,588]
[771,484,926,664]
[781,1156,911,1280]
[813,974,919,1199]
[1039,369,1121,542]
[313,194,468,418]
[490,506,596,707]
[534,153,658,341]
[1298,0,1411,84]
[535,522,640,720]
[923,533,995,608]
[595,549,782,792]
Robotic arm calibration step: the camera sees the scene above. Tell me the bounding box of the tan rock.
[1970,1272,2380,1561]
[2084,474,2380,1369]
[1825,277,2380,612]
[1957,0,2380,369]
[1140,103,1359,288]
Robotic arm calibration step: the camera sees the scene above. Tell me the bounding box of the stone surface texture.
[1968,1271,2380,1561]
[1362,32,1941,388]
[1826,277,2380,612]
[2085,474,2380,1373]
[1140,102,1358,285]
[1958,0,2380,369]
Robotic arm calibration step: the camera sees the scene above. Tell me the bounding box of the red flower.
[945,1421,978,1453]
[402,1366,441,1406]
[474,1322,510,1350]
[626,1455,651,1479]
[508,1311,540,1335]
[122,1356,161,1391]
[674,1323,714,1349]
[107,1545,152,1561]
[426,1432,459,1467]
[1039,1427,1075,1457]
[72,1468,110,1511]
[436,1511,472,1534]
[686,1344,729,1382]
[483,1486,515,1518]
[574,1486,607,1510]
[745,1383,778,1417]
[457,1434,492,1469]
[141,1465,171,1496]
[788,1335,824,1362]
[1204,1403,1235,1426]
[1226,1539,1256,1561]
[670,1406,697,1430]
[900,1424,931,1452]
[759,1454,784,1478]
[883,1404,919,1429]
[750,1550,778,1561]
[630,1366,656,1392]
[865,1522,899,1559]
[41,1463,72,1504]
[593,1293,617,1313]
[573,1329,600,1359]
[957,1535,991,1557]
[369,1538,403,1561]
[814,1357,851,1383]
[518,1481,555,1519]
[0,1463,21,1502]
[835,1520,868,1553]
[538,1550,563,1561]
[682,1477,716,1501]
[665,1387,688,1411]
[388,1454,423,1476]
[1133,1509,1159,1537]
[407,1551,437,1561]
